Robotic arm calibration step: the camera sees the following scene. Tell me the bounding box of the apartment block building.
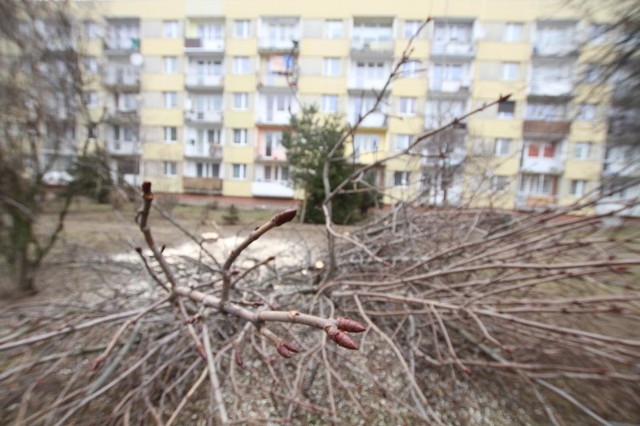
[73,0,631,212]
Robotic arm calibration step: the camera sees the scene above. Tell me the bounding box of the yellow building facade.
[75,0,615,210]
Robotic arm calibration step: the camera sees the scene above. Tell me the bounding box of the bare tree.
[0,0,93,295]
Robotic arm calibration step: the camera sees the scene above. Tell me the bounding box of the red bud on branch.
[336,318,366,333]
[283,342,300,353]
[272,209,297,226]
[235,352,244,368]
[276,344,292,358]
[327,328,359,350]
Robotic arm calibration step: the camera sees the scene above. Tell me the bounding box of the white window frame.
[504,23,523,42]
[574,142,592,160]
[233,56,250,74]
[163,161,177,176]
[235,20,250,38]
[354,134,380,152]
[398,97,417,115]
[164,91,177,108]
[502,62,519,81]
[323,57,341,77]
[321,95,339,113]
[325,20,343,39]
[163,56,178,74]
[570,179,586,196]
[164,126,177,143]
[163,20,179,39]
[577,104,597,121]
[393,171,410,187]
[232,163,247,180]
[233,129,248,145]
[233,93,249,110]
[498,101,515,119]
[396,134,411,151]
[400,60,420,78]
[85,91,99,108]
[494,138,511,156]
[403,20,422,39]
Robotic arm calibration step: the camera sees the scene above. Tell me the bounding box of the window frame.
[232,163,247,180]
[232,128,248,145]
[163,161,177,177]
[321,94,339,113]
[323,57,341,77]
[163,20,179,39]
[164,91,178,108]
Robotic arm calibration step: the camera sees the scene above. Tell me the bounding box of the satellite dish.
[130,53,144,67]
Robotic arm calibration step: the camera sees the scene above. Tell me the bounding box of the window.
[570,180,586,196]
[502,62,519,81]
[232,163,247,180]
[163,56,177,74]
[491,176,510,191]
[574,142,592,160]
[494,138,511,156]
[527,141,556,158]
[526,103,566,120]
[197,23,223,40]
[520,174,556,195]
[164,126,177,143]
[393,171,410,187]
[84,21,99,39]
[396,134,411,151]
[233,129,248,145]
[235,20,250,38]
[164,91,177,108]
[504,23,523,42]
[233,93,248,110]
[398,97,417,115]
[403,20,422,38]
[164,161,177,176]
[400,60,420,77]
[122,127,135,142]
[323,57,341,76]
[431,63,465,90]
[85,91,98,107]
[87,123,98,139]
[195,162,219,178]
[233,56,250,74]
[577,104,597,121]
[84,56,99,73]
[322,95,339,113]
[208,129,222,145]
[588,24,607,45]
[163,20,179,39]
[498,101,515,119]
[354,134,380,152]
[325,20,343,39]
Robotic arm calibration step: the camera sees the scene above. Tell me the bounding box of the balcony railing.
[430,80,470,93]
[348,77,389,91]
[183,177,222,194]
[184,110,223,124]
[184,74,223,88]
[521,156,564,174]
[351,39,394,56]
[523,120,571,137]
[257,110,291,125]
[516,193,557,209]
[258,38,298,52]
[348,111,387,128]
[103,68,140,89]
[252,181,294,198]
[259,72,292,88]
[533,42,578,57]
[184,143,223,159]
[103,37,140,53]
[184,38,225,53]
[107,139,141,155]
[431,41,475,56]
[528,79,572,96]
[105,109,139,124]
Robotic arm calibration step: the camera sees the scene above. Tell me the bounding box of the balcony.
[430,80,471,94]
[257,110,291,125]
[103,68,140,90]
[259,72,294,89]
[528,79,572,97]
[184,38,224,54]
[258,39,298,53]
[183,177,222,194]
[252,181,294,198]
[350,39,394,58]
[523,120,571,138]
[103,38,140,55]
[431,41,474,57]
[516,193,557,209]
[105,109,139,124]
[184,143,222,159]
[521,156,564,174]
[348,77,389,93]
[533,43,578,57]
[106,139,141,156]
[184,74,224,89]
[348,111,387,128]
[184,110,223,124]
[255,152,287,163]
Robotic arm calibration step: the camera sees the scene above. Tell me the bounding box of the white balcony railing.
[107,139,141,155]
[348,111,387,128]
[184,143,222,158]
[184,38,225,53]
[258,110,291,125]
[430,80,470,93]
[533,42,578,56]
[103,67,140,87]
[528,79,572,96]
[351,39,394,53]
[104,37,140,51]
[252,181,294,198]
[521,156,564,174]
[431,41,474,56]
[348,77,388,91]
[185,74,223,87]
[258,38,297,51]
[185,110,223,123]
